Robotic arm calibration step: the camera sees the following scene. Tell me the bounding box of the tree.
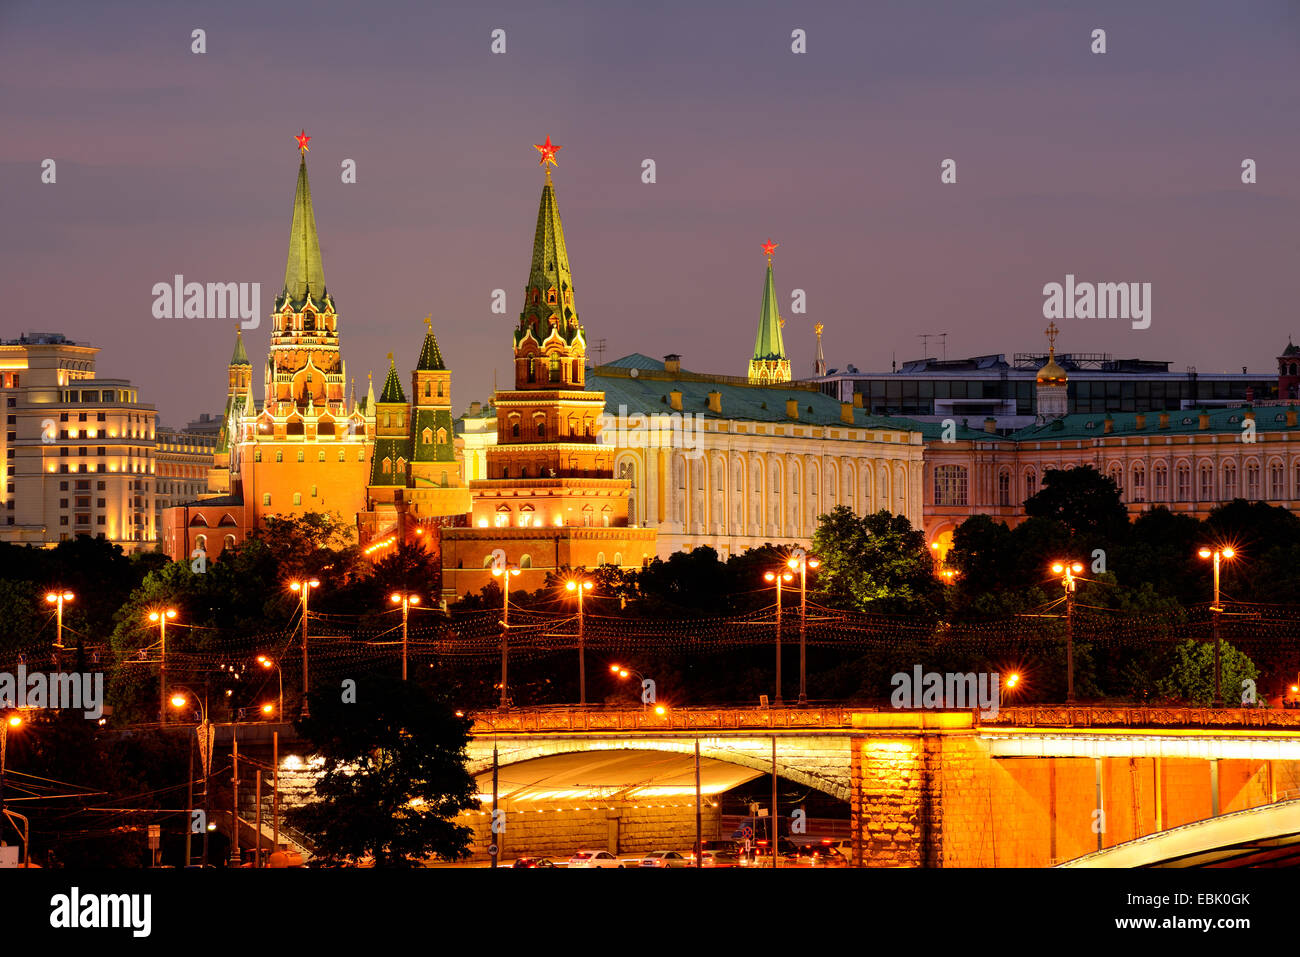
[1156,639,1259,706]
[1024,466,1127,539]
[810,507,940,615]
[285,677,478,866]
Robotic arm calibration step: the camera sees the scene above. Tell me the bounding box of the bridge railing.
[983,706,1300,730]
[467,704,858,734]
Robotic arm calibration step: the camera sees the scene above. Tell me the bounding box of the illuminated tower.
[236,131,371,522]
[748,240,791,384]
[439,138,655,596]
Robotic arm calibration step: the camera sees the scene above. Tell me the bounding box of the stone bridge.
[465,705,1300,866]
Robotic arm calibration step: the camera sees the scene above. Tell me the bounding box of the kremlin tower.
[748,240,791,384]
[439,138,655,597]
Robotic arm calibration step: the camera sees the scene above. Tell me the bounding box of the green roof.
[370,437,412,486]
[279,157,327,309]
[752,262,786,362]
[1011,406,1298,442]
[379,360,406,404]
[230,329,249,366]
[604,353,669,372]
[516,181,582,348]
[417,329,446,371]
[588,369,918,432]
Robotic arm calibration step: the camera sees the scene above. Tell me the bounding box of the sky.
[2,0,1298,427]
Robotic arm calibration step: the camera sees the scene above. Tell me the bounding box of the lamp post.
[289,579,320,718]
[148,607,178,723]
[564,577,594,705]
[610,663,664,713]
[0,713,28,867]
[1198,546,1236,707]
[170,682,211,867]
[491,564,520,709]
[256,655,283,719]
[763,569,793,705]
[44,590,73,672]
[1050,562,1084,702]
[786,548,820,705]
[390,592,421,681]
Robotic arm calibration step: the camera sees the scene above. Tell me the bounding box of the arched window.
[732,459,744,532]
[262,493,271,506]
[382,457,392,474]
[359,450,365,461]
[549,355,561,382]
[1153,465,1168,502]
[297,450,304,463]
[520,554,532,569]
[789,461,801,535]
[224,534,236,551]
[1246,462,1260,499]
[195,534,207,551]
[997,470,1010,507]
[672,454,686,525]
[1131,465,1146,503]
[254,448,262,462]
[423,428,433,445]
[438,380,444,397]
[1024,469,1035,500]
[424,382,431,398]
[1223,463,1237,498]
[512,422,521,438]
[613,552,623,565]
[750,459,763,529]
[292,492,302,506]
[537,421,546,439]
[338,450,345,462]
[440,470,448,487]
[310,485,317,497]
[275,450,283,463]
[318,451,325,462]
[397,457,407,475]
[528,357,536,383]
[861,464,872,512]
[596,551,606,566]
[880,464,890,510]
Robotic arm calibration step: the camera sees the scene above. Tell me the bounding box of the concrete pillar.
[606,807,622,855]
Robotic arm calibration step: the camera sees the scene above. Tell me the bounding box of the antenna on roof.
[595,338,606,367]
[917,333,948,361]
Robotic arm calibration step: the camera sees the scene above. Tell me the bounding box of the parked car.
[511,857,554,868]
[568,850,623,868]
[700,839,740,854]
[640,850,690,868]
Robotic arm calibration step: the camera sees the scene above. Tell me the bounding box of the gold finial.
[778,317,786,329]
[387,351,394,364]
[814,322,824,337]
[1045,321,1059,353]
[424,315,432,331]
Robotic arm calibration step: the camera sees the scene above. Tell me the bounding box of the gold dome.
[1037,351,1067,385]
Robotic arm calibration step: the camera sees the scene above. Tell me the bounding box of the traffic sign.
[488,844,499,856]
[147,825,160,850]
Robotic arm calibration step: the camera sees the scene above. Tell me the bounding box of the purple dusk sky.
[2,0,1298,427]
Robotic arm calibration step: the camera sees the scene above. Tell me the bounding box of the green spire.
[517,181,581,346]
[230,328,250,366]
[417,320,445,370]
[752,262,786,361]
[280,156,326,307]
[379,357,406,403]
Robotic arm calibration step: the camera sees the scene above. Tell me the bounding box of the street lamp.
[256,655,283,719]
[564,577,594,705]
[148,607,178,723]
[610,662,658,711]
[44,590,73,671]
[1198,546,1236,707]
[459,710,504,869]
[289,579,320,717]
[491,564,520,709]
[763,569,794,705]
[390,592,421,681]
[170,684,212,867]
[786,548,820,705]
[0,713,28,867]
[1050,562,1084,702]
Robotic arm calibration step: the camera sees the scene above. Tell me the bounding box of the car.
[640,850,690,868]
[511,857,554,868]
[700,839,740,854]
[783,843,848,868]
[567,850,623,868]
[696,849,740,868]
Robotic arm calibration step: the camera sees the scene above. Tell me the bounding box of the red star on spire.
[762,238,779,259]
[533,135,562,169]
[295,129,311,154]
